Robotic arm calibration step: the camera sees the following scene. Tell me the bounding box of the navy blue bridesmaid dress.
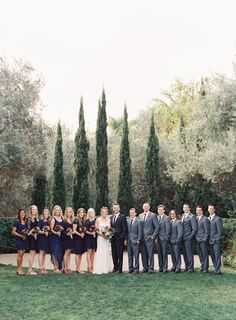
[27,218,38,251]
[84,218,97,250]
[50,218,63,270]
[13,220,27,251]
[38,219,51,252]
[73,218,85,255]
[61,220,74,252]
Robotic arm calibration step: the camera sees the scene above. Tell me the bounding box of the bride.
[93,207,111,274]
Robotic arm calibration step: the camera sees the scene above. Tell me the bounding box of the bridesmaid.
[12,209,27,276]
[27,205,39,275]
[62,207,74,274]
[38,208,51,274]
[50,205,64,273]
[84,208,97,273]
[73,208,86,274]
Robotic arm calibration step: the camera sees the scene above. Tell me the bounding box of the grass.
[0,265,236,320]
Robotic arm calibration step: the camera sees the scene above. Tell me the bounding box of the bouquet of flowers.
[42,225,51,235]
[65,227,73,239]
[78,226,86,234]
[19,229,28,238]
[89,225,96,238]
[101,226,115,239]
[54,225,64,235]
[31,227,40,235]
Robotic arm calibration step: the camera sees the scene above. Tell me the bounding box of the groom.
[110,203,128,274]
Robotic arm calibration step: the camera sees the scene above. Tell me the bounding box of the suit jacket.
[181,212,197,241]
[139,211,159,241]
[209,215,223,245]
[170,219,183,244]
[110,213,128,240]
[196,215,210,242]
[158,214,170,241]
[127,218,142,244]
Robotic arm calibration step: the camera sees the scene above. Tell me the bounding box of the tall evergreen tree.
[32,171,47,213]
[52,121,66,210]
[174,113,189,212]
[72,97,90,211]
[145,113,160,211]
[95,89,109,213]
[117,105,133,214]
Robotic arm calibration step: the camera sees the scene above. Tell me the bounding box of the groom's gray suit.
[127,217,142,272]
[209,214,222,274]
[139,211,159,272]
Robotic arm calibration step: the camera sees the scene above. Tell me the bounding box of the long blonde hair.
[52,205,63,218]
[28,205,39,221]
[41,208,51,222]
[87,208,96,221]
[64,207,74,222]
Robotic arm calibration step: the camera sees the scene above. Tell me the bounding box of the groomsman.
[208,204,223,275]
[110,203,128,274]
[195,205,210,273]
[169,209,183,273]
[157,205,170,273]
[139,203,159,274]
[181,203,197,272]
[126,208,142,274]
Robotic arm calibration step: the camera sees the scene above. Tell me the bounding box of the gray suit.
[170,219,183,272]
[181,212,197,271]
[196,215,210,272]
[209,214,222,274]
[157,214,170,272]
[127,218,142,272]
[139,211,159,272]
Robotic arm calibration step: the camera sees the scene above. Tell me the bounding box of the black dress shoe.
[133,271,139,275]
[115,271,122,274]
[142,270,148,273]
[163,270,168,274]
[210,271,220,275]
[128,270,133,274]
[174,270,181,274]
[159,270,163,273]
[202,270,208,273]
[148,270,154,274]
[112,269,117,273]
[187,270,193,273]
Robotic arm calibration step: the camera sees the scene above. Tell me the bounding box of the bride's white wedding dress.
[93,217,111,274]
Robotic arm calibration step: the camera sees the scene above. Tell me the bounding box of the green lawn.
[0,265,236,320]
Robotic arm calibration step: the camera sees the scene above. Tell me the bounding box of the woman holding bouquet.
[85,208,97,273]
[73,208,86,274]
[50,205,64,273]
[27,205,39,275]
[62,207,74,274]
[38,208,51,274]
[12,209,27,276]
[93,207,112,274]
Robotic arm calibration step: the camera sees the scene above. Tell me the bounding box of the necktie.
[130,219,133,228]
[143,214,147,222]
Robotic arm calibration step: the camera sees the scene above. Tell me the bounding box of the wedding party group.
[12,202,223,276]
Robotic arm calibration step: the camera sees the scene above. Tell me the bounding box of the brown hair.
[169,209,178,219]
[17,209,26,222]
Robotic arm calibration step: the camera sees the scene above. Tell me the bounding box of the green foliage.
[32,172,47,214]
[52,121,66,210]
[117,106,134,214]
[145,113,160,210]
[72,97,90,211]
[0,217,15,253]
[95,89,109,213]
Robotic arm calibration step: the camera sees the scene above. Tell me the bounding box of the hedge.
[0,217,236,254]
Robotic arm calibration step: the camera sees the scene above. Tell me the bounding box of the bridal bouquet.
[89,225,96,238]
[19,229,29,238]
[101,226,115,239]
[42,226,51,233]
[65,227,73,239]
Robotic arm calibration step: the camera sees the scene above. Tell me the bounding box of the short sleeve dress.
[73,218,85,255]
[84,218,97,250]
[13,220,27,251]
[61,220,74,251]
[27,218,39,251]
[38,219,51,252]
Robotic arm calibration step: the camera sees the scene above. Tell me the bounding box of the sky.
[0,0,236,131]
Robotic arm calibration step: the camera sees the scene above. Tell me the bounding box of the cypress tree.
[117,105,133,214]
[95,89,109,213]
[174,113,189,212]
[145,113,160,211]
[32,171,47,214]
[52,121,66,210]
[72,97,90,211]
